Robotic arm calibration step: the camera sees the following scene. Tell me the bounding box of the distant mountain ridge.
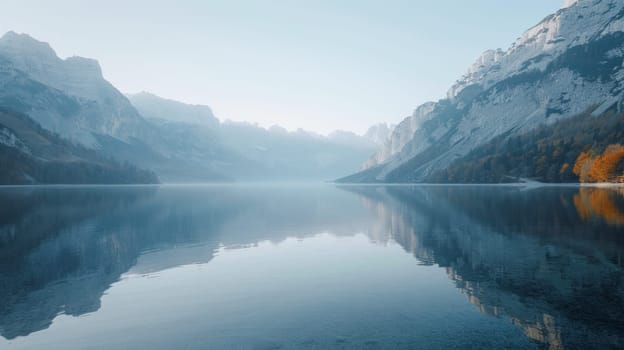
[341,0,624,183]
[129,92,380,181]
[0,32,383,183]
[126,92,219,127]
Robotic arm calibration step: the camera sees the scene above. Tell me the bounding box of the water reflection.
[346,185,624,350]
[0,185,623,349]
[574,187,624,226]
[0,185,375,340]
[0,187,158,339]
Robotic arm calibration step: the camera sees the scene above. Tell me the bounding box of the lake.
[1,184,623,349]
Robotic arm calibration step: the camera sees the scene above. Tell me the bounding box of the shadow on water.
[343,185,624,350]
[1,184,624,349]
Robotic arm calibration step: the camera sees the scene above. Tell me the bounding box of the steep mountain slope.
[0,109,158,184]
[343,0,624,183]
[0,31,154,147]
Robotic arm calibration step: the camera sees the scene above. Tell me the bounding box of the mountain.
[0,32,382,183]
[0,31,189,181]
[0,108,158,184]
[341,0,624,183]
[0,31,250,182]
[0,31,154,147]
[363,123,394,147]
[129,92,380,181]
[219,121,378,180]
[126,92,219,127]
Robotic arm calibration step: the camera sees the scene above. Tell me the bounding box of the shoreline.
[1,181,624,189]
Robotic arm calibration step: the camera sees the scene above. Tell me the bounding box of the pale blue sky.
[0,0,562,134]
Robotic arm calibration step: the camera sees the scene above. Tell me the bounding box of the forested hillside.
[427,106,624,183]
[0,109,158,184]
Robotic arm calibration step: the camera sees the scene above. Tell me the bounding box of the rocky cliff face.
[350,0,624,182]
[0,31,151,147]
[0,32,104,100]
[363,102,435,170]
[363,123,393,147]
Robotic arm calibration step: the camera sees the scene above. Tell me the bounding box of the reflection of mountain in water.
[3,185,624,348]
[0,187,157,339]
[0,185,374,339]
[345,185,624,350]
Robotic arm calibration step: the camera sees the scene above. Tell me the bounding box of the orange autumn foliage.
[573,150,594,183]
[573,144,624,183]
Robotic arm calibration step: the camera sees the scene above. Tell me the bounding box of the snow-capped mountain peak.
[346,0,624,183]
[448,0,624,101]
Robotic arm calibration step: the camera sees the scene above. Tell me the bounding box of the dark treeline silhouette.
[0,146,159,184]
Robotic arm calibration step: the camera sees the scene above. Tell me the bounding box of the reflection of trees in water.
[574,187,624,226]
[345,185,624,350]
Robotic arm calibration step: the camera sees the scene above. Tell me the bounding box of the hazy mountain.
[0,31,193,181]
[342,0,624,183]
[129,91,380,180]
[0,32,383,182]
[219,121,378,180]
[328,129,378,148]
[126,92,219,127]
[363,123,394,147]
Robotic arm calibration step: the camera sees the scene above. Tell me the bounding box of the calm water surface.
[1,184,623,349]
